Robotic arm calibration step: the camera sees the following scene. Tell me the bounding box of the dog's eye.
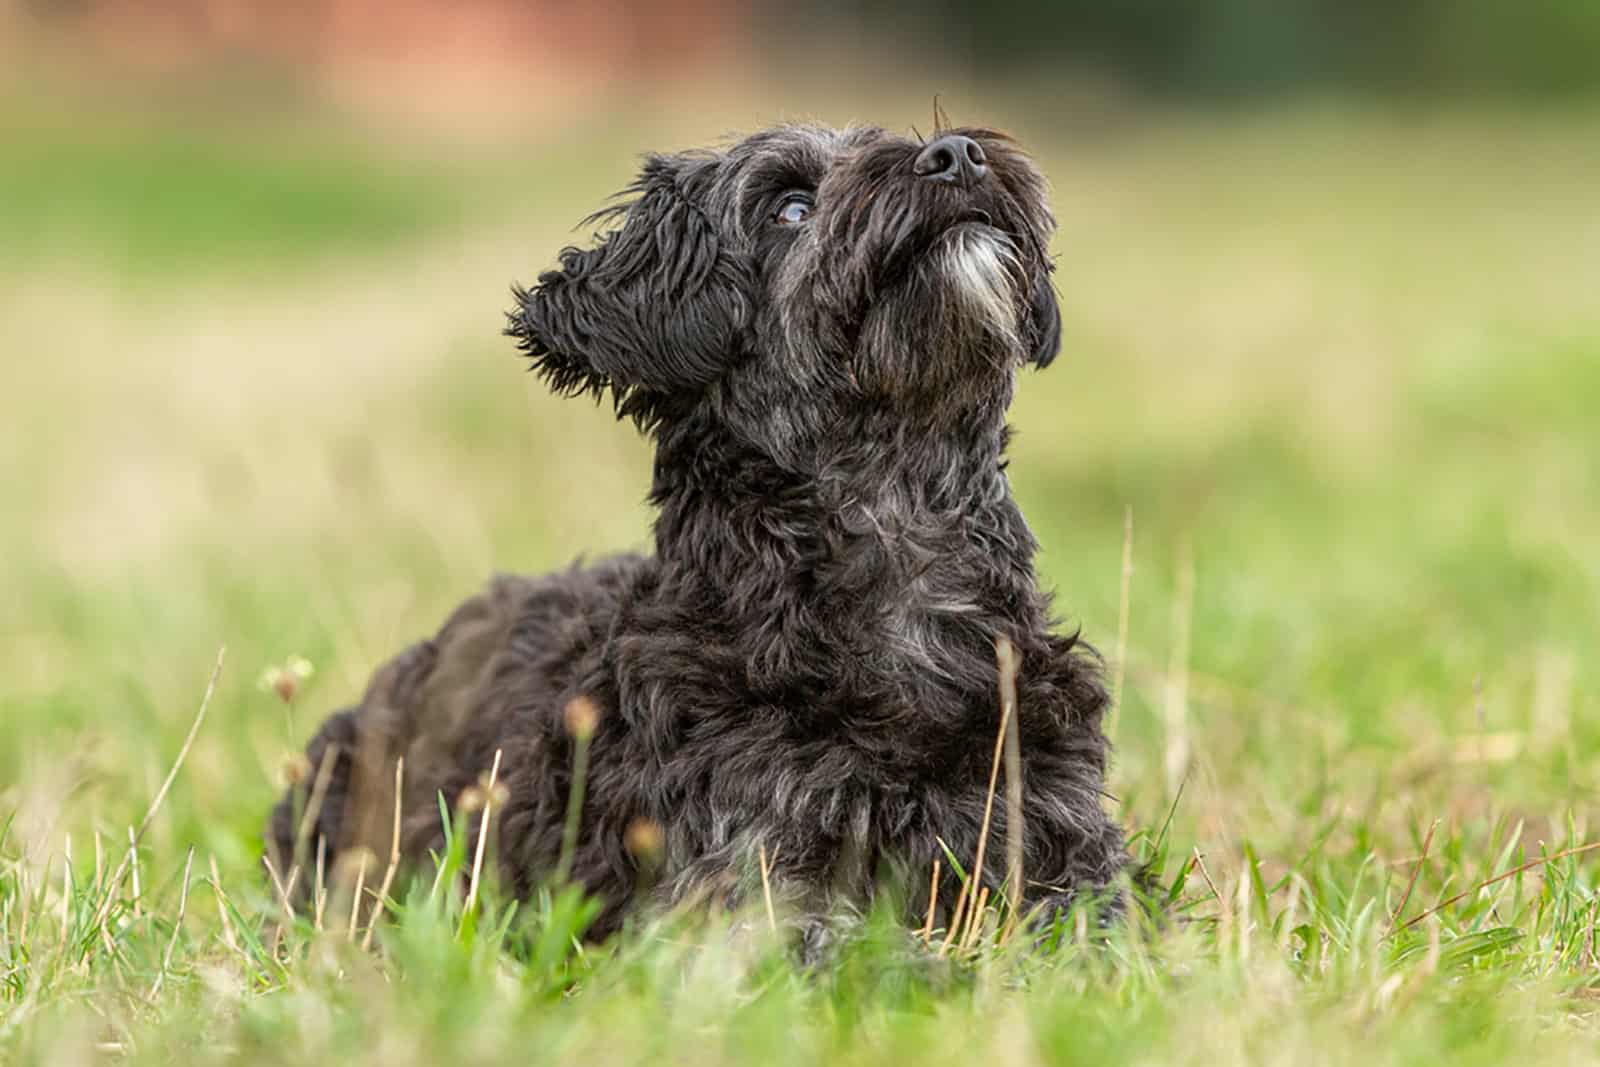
[774,192,814,225]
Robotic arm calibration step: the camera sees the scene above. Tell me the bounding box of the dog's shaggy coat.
[268,123,1125,946]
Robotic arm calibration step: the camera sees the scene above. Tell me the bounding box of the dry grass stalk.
[941,636,1020,957]
[1164,540,1194,797]
[464,748,504,920]
[1235,864,1251,960]
[137,647,226,842]
[1386,819,1440,934]
[1108,505,1134,745]
[149,847,194,1000]
[60,834,72,936]
[75,644,222,944]
[1585,898,1599,970]
[960,886,991,952]
[127,827,142,920]
[16,867,31,944]
[937,877,972,959]
[208,854,241,956]
[1397,839,1600,932]
[997,637,1024,945]
[261,853,298,925]
[313,836,328,931]
[1192,848,1225,922]
[921,858,941,943]
[1279,873,1303,951]
[294,742,341,873]
[347,850,370,942]
[362,756,406,951]
[94,832,115,954]
[757,842,778,933]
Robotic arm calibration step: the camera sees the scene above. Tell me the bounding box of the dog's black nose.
[913,134,988,184]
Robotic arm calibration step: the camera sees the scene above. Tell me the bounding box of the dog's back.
[266,556,648,911]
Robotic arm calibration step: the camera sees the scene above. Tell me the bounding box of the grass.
[0,115,461,280]
[4,92,1600,1064]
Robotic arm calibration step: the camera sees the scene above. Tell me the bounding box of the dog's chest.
[836,489,1001,681]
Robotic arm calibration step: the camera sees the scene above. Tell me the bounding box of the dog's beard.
[936,225,1024,352]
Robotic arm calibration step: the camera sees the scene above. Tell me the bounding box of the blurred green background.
[2,0,1600,1043]
[843,0,1600,97]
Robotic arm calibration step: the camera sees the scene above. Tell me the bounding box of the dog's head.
[508,123,1060,456]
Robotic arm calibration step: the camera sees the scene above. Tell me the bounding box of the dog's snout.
[913,135,988,185]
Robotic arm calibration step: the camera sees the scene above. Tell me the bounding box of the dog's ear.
[1027,270,1062,368]
[507,153,752,412]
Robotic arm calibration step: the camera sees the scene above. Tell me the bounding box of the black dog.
[268,123,1124,948]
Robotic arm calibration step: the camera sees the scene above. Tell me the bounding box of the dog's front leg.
[655,831,872,964]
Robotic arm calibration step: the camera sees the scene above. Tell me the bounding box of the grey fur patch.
[940,226,1024,349]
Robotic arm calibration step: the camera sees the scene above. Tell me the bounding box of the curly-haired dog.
[268,122,1125,948]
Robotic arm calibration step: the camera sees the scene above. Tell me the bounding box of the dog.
[267,122,1125,950]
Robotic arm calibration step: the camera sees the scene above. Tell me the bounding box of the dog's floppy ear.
[507,152,753,413]
[1027,270,1062,368]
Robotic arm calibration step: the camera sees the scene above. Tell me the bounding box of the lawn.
[3,92,1600,1065]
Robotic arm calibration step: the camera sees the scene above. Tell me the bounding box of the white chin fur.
[940,227,1022,349]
